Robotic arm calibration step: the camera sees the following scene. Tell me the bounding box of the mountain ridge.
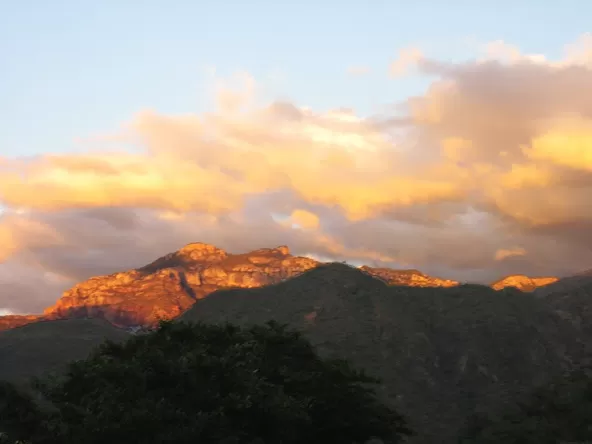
[179,262,587,443]
[2,259,592,443]
[0,242,578,331]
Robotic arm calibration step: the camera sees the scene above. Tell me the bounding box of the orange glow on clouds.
[2,34,592,313]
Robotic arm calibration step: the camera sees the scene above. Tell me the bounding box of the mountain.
[0,318,129,386]
[43,243,318,327]
[534,270,592,298]
[35,243,464,329]
[490,274,559,292]
[540,279,592,346]
[359,265,459,287]
[0,260,590,442]
[0,242,582,332]
[180,263,586,444]
[0,315,43,332]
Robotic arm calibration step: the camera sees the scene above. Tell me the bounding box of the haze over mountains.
[0,242,578,332]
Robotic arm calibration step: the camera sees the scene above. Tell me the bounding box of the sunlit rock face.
[44,244,469,328]
[359,266,459,288]
[43,243,319,327]
[490,275,559,292]
[0,315,44,332]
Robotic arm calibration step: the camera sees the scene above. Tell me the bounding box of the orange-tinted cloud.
[2,35,592,313]
[0,102,464,221]
[390,47,424,77]
[285,209,320,230]
[495,247,527,261]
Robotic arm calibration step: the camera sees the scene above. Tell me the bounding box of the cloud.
[0,260,73,314]
[2,35,592,313]
[389,47,424,77]
[495,247,527,261]
[524,114,592,170]
[0,105,460,221]
[284,209,320,230]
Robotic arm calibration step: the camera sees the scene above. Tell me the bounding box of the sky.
[1,0,592,314]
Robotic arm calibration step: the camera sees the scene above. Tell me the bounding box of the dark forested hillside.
[181,263,588,444]
[1,263,591,443]
[0,318,130,385]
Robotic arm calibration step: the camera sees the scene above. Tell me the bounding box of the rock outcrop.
[491,275,559,292]
[43,243,319,327]
[359,266,459,287]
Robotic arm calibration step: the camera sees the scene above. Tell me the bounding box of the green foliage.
[459,368,592,443]
[1,320,410,444]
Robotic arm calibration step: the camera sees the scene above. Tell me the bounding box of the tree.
[459,368,592,443]
[1,320,411,444]
[0,381,43,444]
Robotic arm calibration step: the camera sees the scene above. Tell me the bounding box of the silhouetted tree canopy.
[0,320,411,444]
[0,381,46,444]
[459,368,592,443]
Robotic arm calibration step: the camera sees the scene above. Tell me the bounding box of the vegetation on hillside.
[2,263,592,443]
[459,368,592,443]
[180,263,586,443]
[0,318,130,384]
[0,320,411,444]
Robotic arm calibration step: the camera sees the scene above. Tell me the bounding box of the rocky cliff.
[490,274,559,292]
[43,243,319,327]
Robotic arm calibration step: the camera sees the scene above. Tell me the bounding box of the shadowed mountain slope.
[541,280,592,349]
[0,315,43,332]
[534,270,592,298]
[181,263,587,444]
[0,318,130,385]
